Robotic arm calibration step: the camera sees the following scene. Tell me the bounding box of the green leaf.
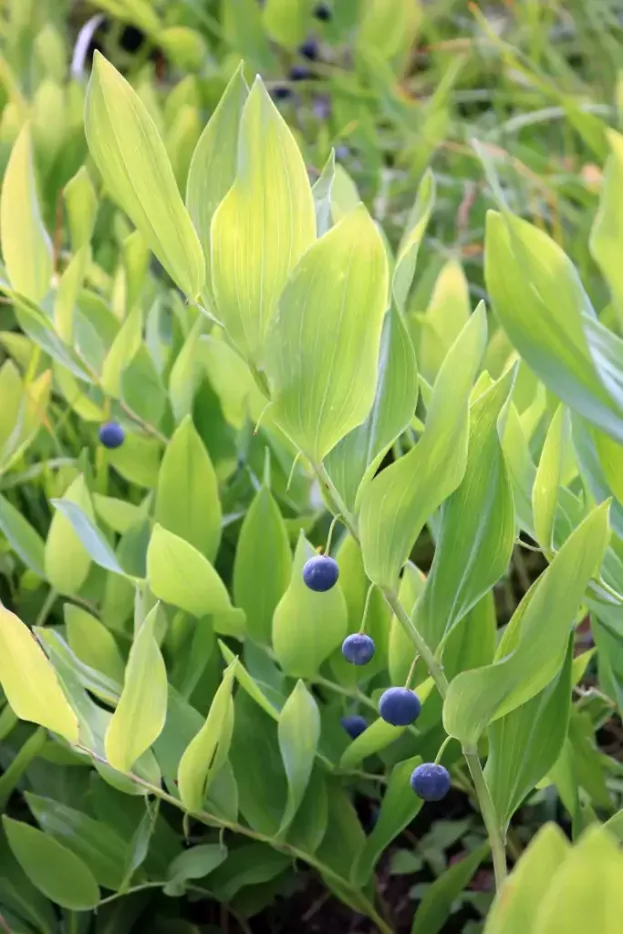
[0,123,52,303]
[590,129,623,324]
[359,304,487,589]
[0,493,45,577]
[233,481,291,645]
[486,639,573,829]
[411,841,490,934]
[211,77,315,365]
[186,65,248,308]
[484,823,570,934]
[93,493,147,534]
[533,405,570,553]
[388,562,426,685]
[443,502,611,746]
[3,817,100,911]
[147,524,232,617]
[51,498,126,576]
[415,259,471,384]
[164,844,228,897]
[44,474,94,595]
[263,0,311,48]
[54,245,90,344]
[485,210,623,443]
[325,306,419,513]
[100,305,143,397]
[25,793,127,891]
[352,755,423,886]
[273,533,347,679]
[339,717,406,771]
[63,165,98,251]
[218,640,281,721]
[108,433,161,488]
[265,204,389,461]
[178,660,237,812]
[85,53,204,298]
[414,369,515,652]
[105,604,168,771]
[0,606,79,743]
[278,680,321,833]
[155,415,222,561]
[393,168,435,313]
[64,603,125,683]
[312,151,336,237]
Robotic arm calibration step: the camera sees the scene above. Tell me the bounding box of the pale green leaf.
[63,165,98,251]
[164,844,228,897]
[155,415,221,561]
[218,641,281,722]
[312,150,336,237]
[415,259,471,383]
[590,129,623,324]
[93,493,147,534]
[64,604,125,683]
[393,167,435,313]
[278,680,320,833]
[359,304,487,590]
[100,305,143,397]
[105,604,168,771]
[51,498,125,576]
[44,474,94,595]
[339,718,406,771]
[147,524,232,617]
[265,204,389,461]
[211,77,315,365]
[263,0,311,48]
[0,493,45,577]
[85,53,204,297]
[533,405,569,553]
[443,502,611,746]
[0,606,78,743]
[0,123,52,303]
[54,245,90,344]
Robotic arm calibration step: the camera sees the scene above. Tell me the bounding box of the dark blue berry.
[340,715,367,739]
[302,555,339,592]
[410,763,451,801]
[299,38,319,61]
[290,64,310,81]
[378,687,421,726]
[273,86,291,101]
[335,145,349,161]
[99,422,125,449]
[342,633,375,665]
[314,3,331,21]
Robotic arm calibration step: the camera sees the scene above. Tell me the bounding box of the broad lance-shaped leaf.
[278,680,320,833]
[411,841,490,934]
[325,307,418,513]
[533,405,570,554]
[186,65,248,309]
[392,168,435,313]
[484,823,570,934]
[155,415,222,562]
[0,123,52,304]
[105,604,168,771]
[0,606,79,743]
[312,151,336,237]
[263,0,309,48]
[147,524,232,618]
[590,129,623,325]
[0,493,45,577]
[178,660,237,812]
[64,604,125,683]
[416,258,471,384]
[352,755,423,886]
[50,498,126,576]
[211,77,315,366]
[485,210,623,443]
[85,53,204,298]
[359,304,487,590]
[414,368,515,653]
[44,474,94,596]
[233,481,292,645]
[265,204,389,462]
[486,638,573,830]
[273,532,347,679]
[443,501,611,747]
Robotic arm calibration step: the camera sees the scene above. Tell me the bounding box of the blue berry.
[273,86,291,101]
[290,64,310,81]
[302,555,339,592]
[314,3,331,20]
[335,145,349,161]
[99,422,125,449]
[410,763,451,801]
[378,687,421,726]
[300,38,319,61]
[340,715,367,739]
[342,633,375,665]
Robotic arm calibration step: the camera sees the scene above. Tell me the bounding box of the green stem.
[463,749,507,888]
[381,588,449,696]
[0,727,46,809]
[34,588,57,628]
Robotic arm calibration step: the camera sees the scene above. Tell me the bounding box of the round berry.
[335,145,349,161]
[299,38,319,61]
[410,763,451,801]
[99,422,125,449]
[290,64,310,81]
[340,715,367,740]
[342,633,375,665]
[378,687,421,726]
[302,554,339,592]
[273,85,291,101]
[314,3,331,21]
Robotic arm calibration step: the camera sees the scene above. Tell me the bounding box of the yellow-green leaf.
[0,606,78,743]
[533,405,569,553]
[155,415,221,561]
[100,305,143,397]
[85,53,204,298]
[263,0,312,48]
[147,524,232,618]
[0,123,52,303]
[105,604,168,771]
[211,77,315,365]
[265,204,389,461]
[590,129,623,325]
[44,474,94,596]
[278,680,320,832]
[64,604,125,683]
